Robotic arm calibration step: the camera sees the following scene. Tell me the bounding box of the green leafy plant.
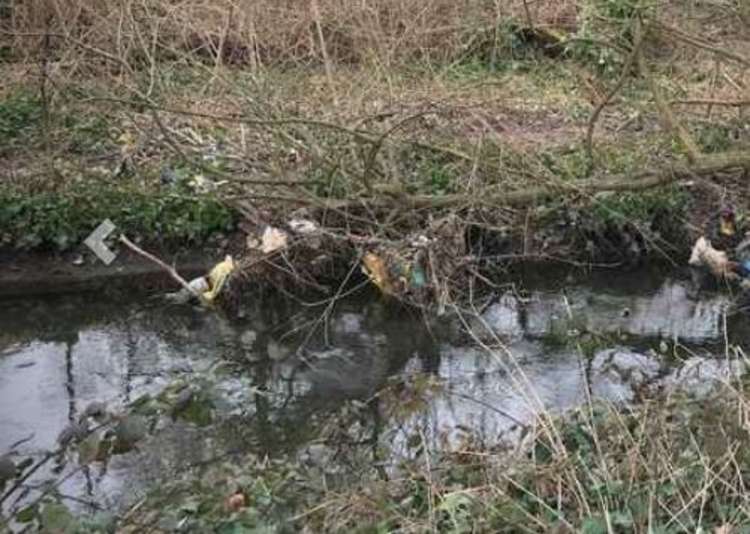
[567,0,651,74]
[0,184,236,251]
[589,186,689,226]
[0,90,43,142]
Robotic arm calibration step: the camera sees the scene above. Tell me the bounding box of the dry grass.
[5,0,578,69]
[311,390,750,532]
[2,0,747,171]
[300,312,750,533]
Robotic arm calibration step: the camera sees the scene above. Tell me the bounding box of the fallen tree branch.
[244,151,750,211]
[118,235,204,301]
[654,21,750,68]
[672,99,750,108]
[418,151,750,207]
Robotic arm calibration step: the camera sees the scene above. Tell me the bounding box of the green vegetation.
[590,186,690,226]
[0,184,235,250]
[0,0,749,531]
[568,0,651,74]
[0,90,44,144]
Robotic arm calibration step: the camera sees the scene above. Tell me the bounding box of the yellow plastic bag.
[202,255,235,303]
[362,252,394,295]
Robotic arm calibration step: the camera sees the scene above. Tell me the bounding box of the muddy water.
[1,268,748,517]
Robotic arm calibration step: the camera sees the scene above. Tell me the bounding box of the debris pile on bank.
[228,212,474,310]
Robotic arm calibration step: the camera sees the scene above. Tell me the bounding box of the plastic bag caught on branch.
[166,256,236,305]
[361,215,466,303]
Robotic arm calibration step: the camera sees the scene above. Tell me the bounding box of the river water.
[1,267,748,521]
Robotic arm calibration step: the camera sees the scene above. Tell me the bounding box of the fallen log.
[235,150,750,211]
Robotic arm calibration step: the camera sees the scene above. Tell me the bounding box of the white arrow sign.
[84,219,118,265]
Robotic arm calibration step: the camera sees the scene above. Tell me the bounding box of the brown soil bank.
[0,250,213,298]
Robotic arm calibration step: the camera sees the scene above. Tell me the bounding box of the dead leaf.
[224,492,246,512]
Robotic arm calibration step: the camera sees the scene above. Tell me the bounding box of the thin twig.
[672,99,750,107]
[118,235,204,302]
[655,21,750,68]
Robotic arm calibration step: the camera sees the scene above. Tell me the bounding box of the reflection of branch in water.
[10,463,87,512]
[252,360,274,454]
[63,338,99,499]
[64,340,76,423]
[61,336,100,500]
[279,363,299,413]
[0,449,57,507]
[293,252,365,351]
[16,482,102,511]
[275,280,372,346]
[124,324,137,404]
[9,433,35,451]
[368,398,388,481]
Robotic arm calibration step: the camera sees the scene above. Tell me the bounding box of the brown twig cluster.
[3,0,571,69]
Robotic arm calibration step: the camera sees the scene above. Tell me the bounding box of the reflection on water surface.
[0,268,746,516]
